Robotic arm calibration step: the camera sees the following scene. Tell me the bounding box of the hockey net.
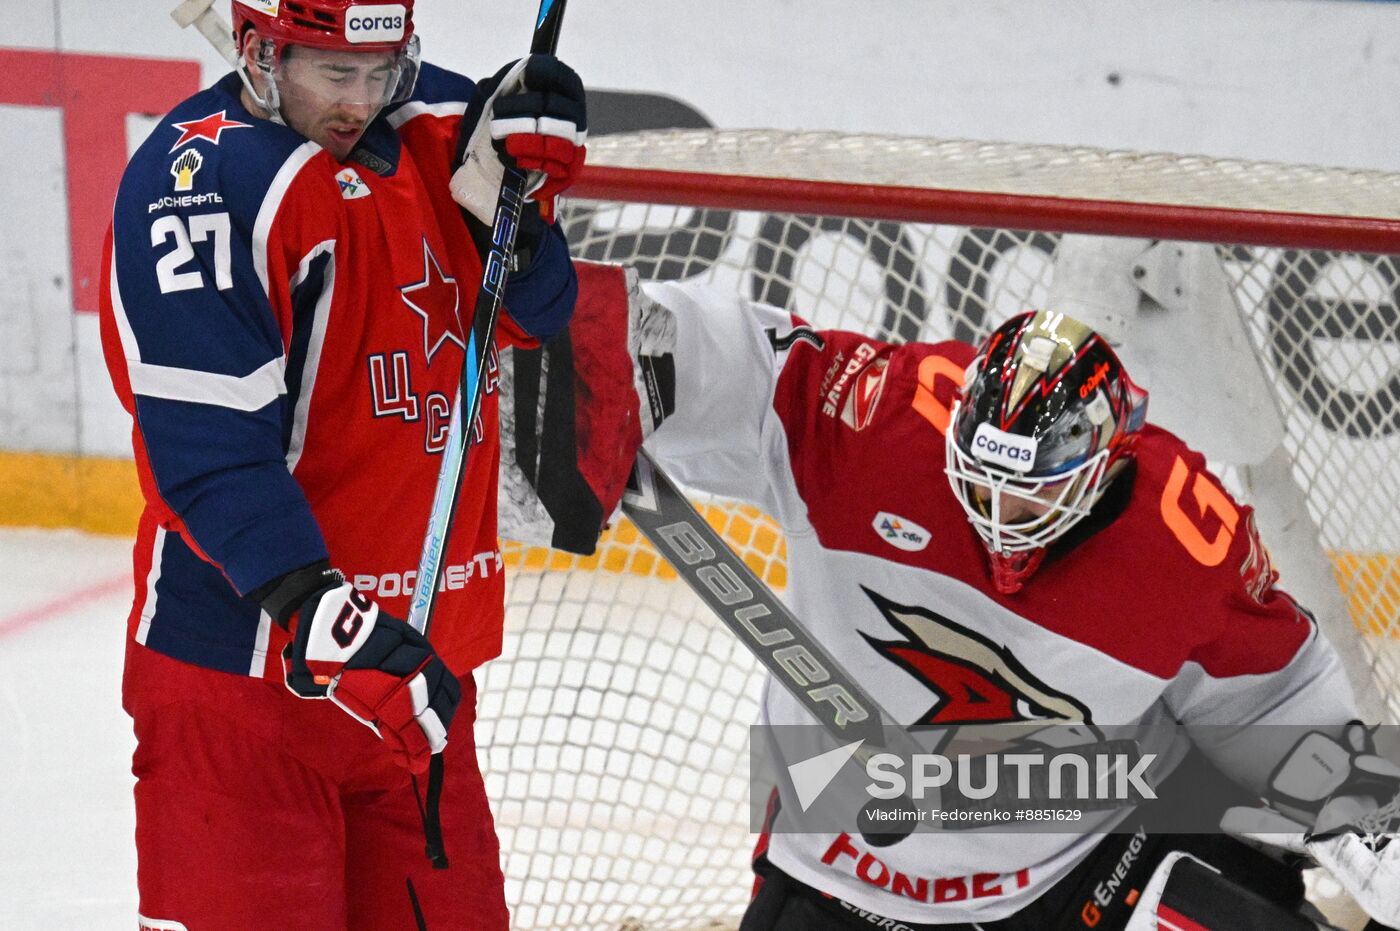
[477,130,1400,930]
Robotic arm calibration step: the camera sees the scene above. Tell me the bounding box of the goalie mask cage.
[478,130,1400,931]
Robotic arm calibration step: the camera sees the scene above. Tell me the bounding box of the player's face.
[277,46,398,161]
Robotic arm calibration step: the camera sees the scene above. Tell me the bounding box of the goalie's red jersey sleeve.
[1135,434,1360,792]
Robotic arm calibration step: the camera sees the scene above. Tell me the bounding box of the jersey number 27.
[151,212,232,294]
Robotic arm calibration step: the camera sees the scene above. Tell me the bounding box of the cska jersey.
[99,66,577,680]
[637,278,1359,924]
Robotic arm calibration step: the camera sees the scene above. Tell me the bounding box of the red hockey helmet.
[945,311,1148,593]
[232,0,417,53]
[232,0,421,119]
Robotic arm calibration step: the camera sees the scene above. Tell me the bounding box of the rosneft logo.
[169,149,203,192]
[345,4,407,43]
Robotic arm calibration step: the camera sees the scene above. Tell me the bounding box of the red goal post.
[482,130,1400,931]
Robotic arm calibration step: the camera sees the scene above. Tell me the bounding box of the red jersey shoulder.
[773,330,974,438]
[1130,427,1270,592]
[904,340,977,437]
[386,61,474,164]
[266,152,347,243]
[1112,425,1314,675]
[770,333,978,561]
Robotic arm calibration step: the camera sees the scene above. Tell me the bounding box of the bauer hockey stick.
[622,448,931,843]
[407,0,569,636]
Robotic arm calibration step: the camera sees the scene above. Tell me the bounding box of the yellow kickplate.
[0,451,142,536]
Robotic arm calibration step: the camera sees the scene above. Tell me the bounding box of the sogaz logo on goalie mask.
[971,423,1037,473]
[345,4,406,42]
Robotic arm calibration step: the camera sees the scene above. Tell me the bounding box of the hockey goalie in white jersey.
[501,263,1400,931]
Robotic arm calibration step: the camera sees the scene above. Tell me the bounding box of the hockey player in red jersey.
[503,267,1400,930]
[99,1,587,927]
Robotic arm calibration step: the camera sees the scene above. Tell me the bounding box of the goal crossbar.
[577,130,1400,252]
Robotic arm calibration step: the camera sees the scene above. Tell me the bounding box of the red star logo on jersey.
[401,240,464,365]
[169,111,252,153]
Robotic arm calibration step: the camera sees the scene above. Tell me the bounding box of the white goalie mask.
[944,407,1113,555]
[945,311,1148,593]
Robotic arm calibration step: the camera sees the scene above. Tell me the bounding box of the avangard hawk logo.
[860,587,1091,726]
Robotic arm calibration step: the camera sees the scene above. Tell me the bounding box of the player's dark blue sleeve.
[503,220,577,340]
[109,135,329,597]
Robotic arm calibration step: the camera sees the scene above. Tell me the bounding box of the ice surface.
[0,528,137,930]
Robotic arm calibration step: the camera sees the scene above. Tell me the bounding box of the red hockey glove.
[259,565,461,774]
[453,55,587,225]
[493,55,587,220]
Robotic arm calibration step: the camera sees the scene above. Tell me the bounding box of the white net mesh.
[477,131,1400,930]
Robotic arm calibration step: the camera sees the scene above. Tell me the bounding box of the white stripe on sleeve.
[127,356,287,411]
[286,242,336,472]
[252,141,322,295]
[388,100,467,128]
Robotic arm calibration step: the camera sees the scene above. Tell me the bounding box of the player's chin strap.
[235,58,287,127]
[413,753,449,869]
[170,0,288,126]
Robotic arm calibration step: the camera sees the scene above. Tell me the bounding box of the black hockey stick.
[408,0,568,636]
[622,448,929,844]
